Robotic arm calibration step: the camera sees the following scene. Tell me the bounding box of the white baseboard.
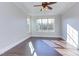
[61,36,66,40]
[0,35,31,55]
[31,35,62,38]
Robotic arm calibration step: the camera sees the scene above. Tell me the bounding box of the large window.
[36,18,55,32]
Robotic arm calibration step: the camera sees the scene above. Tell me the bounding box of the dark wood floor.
[1,37,62,56]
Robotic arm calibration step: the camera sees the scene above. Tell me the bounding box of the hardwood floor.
[30,38,62,56]
[1,37,79,56]
[43,39,79,56]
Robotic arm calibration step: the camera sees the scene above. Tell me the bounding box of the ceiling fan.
[34,2,57,11]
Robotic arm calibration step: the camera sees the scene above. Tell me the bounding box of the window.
[36,18,55,32]
[26,17,30,32]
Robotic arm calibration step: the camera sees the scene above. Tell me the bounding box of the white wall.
[30,15,62,37]
[0,2,30,54]
[61,3,79,48]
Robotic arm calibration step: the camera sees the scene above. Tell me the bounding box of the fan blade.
[47,6,52,10]
[34,5,42,7]
[48,2,56,5]
[42,2,48,5]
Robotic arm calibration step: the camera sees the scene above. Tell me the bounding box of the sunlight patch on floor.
[67,24,78,48]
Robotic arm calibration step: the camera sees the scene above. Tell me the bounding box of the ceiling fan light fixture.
[41,6,48,11]
[34,2,57,11]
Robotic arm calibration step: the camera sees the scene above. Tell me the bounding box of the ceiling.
[13,2,76,16]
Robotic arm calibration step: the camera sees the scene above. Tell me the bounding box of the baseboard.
[60,36,66,41]
[31,35,61,38]
[31,35,64,40]
[0,35,31,55]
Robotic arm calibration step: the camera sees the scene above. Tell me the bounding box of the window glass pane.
[48,19,54,24]
[42,19,47,24]
[41,19,47,30]
[36,19,41,31]
[47,19,54,30]
[37,19,41,24]
[27,18,30,24]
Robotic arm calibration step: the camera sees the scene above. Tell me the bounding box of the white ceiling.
[13,2,76,16]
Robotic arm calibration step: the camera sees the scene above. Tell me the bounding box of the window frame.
[36,18,55,32]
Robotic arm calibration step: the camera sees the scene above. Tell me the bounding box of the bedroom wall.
[61,3,79,48]
[0,2,30,54]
